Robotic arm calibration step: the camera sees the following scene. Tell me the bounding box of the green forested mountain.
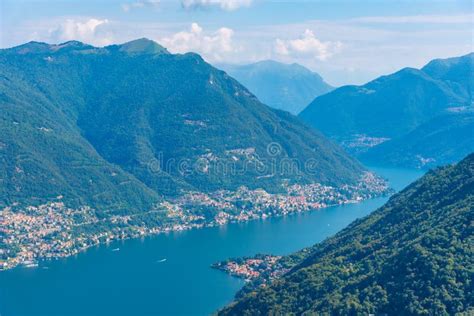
[299,53,474,168]
[221,60,333,114]
[0,38,364,211]
[220,153,474,315]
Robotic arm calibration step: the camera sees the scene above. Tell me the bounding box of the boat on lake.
[23,260,39,268]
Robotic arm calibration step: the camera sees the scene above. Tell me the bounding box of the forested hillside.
[220,153,474,315]
[0,38,366,211]
[0,39,388,270]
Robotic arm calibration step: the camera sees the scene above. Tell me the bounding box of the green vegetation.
[299,53,474,168]
[0,39,365,211]
[220,153,474,315]
[1,39,386,270]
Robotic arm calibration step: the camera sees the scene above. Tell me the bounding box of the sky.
[0,0,473,86]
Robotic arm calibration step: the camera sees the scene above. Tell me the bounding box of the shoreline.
[1,175,390,271]
[1,197,384,272]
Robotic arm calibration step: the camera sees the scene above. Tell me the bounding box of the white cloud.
[5,11,470,86]
[181,0,252,11]
[352,14,474,24]
[160,23,236,61]
[49,18,113,46]
[274,29,342,61]
[122,0,160,12]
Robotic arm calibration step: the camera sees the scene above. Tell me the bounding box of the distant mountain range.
[220,60,333,114]
[220,153,474,315]
[0,38,369,214]
[299,53,474,168]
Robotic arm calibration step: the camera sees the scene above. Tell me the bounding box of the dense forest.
[0,38,365,211]
[220,153,474,315]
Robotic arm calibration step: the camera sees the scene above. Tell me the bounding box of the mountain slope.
[299,53,473,167]
[1,39,391,271]
[220,153,474,315]
[221,60,333,114]
[300,66,468,139]
[0,38,367,206]
[0,43,162,213]
[422,52,473,99]
[361,109,474,168]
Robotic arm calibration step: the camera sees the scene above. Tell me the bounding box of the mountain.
[361,109,474,168]
[422,53,474,97]
[0,40,166,214]
[221,60,333,114]
[0,38,375,217]
[113,37,169,55]
[299,53,473,167]
[1,39,392,271]
[219,153,474,315]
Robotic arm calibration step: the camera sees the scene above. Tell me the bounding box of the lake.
[0,167,424,316]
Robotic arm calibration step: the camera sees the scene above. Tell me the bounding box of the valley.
[0,167,423,316]
[0,39,389,271]
[1,170,388,270]
[219,154,474,315]
[0,4,472,313]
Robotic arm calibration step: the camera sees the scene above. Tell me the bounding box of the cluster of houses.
[1,172,388,270]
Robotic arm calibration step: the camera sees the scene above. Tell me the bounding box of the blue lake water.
[0,167,425,316]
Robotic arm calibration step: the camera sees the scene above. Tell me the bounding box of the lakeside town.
[0,172,389,270]
[212,254,286,282]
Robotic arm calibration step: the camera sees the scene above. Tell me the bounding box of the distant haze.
[219,60,333,114]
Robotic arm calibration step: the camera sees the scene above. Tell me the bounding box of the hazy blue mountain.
[0,38,364,212]
[221,60,333,114]
[220,153,474,315]
[299,53,473,167]
[422,53,474,98]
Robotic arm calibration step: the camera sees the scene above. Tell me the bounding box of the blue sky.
[1,0,472,85]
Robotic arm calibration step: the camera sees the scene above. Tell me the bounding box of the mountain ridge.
[299,52,474,168]
[0,39,390,270]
